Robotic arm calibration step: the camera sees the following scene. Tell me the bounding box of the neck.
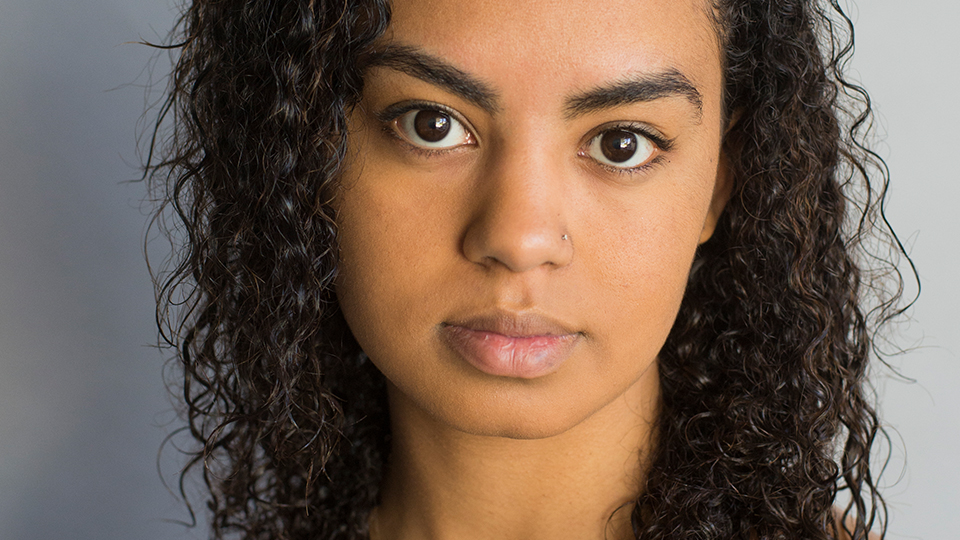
[375,367,659,540]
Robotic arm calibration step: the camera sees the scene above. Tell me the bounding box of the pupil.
[414,110,450,142]
[600,130,637,163]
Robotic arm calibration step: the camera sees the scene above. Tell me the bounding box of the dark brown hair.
[145,1,908,538]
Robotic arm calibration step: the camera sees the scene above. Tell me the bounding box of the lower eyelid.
[382,121,475,159]
[381,109,668,168]
[388,108,475,149]
[582,130,660,167]
[611,154,665,174]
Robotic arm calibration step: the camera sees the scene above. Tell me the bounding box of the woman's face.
[336,0,728,438]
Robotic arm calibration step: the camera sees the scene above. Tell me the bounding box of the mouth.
[439,312,582,379]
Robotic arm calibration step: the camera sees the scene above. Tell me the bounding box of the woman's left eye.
[392,109,474,150]
[583,129,658,170]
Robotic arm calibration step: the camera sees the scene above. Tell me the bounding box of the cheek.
[335,184,421,336]
[581,184,709,363]
[333,164,458,377]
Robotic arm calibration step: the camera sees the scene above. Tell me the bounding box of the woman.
[147,0,904,538]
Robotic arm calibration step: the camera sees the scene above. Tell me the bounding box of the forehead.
[383,0,722,109]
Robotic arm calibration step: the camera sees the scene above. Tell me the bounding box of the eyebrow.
[564,70,703,122]
[360,45,703,121]
[360,45,501,113]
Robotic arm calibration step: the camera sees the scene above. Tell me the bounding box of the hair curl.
[145,0,908,539]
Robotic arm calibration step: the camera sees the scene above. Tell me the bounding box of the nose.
[461,146,574,273]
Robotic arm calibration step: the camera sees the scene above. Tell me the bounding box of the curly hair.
[145,0,907,539]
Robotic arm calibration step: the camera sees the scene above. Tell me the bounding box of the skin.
[334,0,730,538]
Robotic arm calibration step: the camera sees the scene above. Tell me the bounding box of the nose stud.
[561,234,569,241]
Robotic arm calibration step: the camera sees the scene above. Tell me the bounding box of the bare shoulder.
[838,528,883,540]
[833,507,883,540]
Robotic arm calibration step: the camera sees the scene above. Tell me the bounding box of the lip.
[439,312,581,379]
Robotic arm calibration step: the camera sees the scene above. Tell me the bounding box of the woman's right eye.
[392,109,474,150]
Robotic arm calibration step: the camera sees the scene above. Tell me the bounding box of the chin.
[385,364,651,442]
[446,407,592,440]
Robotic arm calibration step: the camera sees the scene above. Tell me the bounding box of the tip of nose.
[464,230,573,273]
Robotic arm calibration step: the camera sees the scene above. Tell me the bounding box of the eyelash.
[377,101,474,158]
[585,122,673,175]
[376,101,674,173]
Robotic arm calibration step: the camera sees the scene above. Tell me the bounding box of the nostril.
[462,223,574,273]
[459,158,573,273]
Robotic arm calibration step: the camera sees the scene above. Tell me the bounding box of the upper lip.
[442,311,579,338]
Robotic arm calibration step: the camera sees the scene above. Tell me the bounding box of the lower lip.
[440,325,580,379]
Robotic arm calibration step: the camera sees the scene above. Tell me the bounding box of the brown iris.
[413,110,451,142]
[599,130,638,163]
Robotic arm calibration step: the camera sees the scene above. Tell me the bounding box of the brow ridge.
[360,45,501,113]
[564,70,704,122]
[361,45,702,123]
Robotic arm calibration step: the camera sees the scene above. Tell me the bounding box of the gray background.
[0,1,955,539]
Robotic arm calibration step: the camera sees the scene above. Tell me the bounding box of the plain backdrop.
[0,1,955,539]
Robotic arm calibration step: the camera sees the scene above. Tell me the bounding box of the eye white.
[586,130,657,169]
[396,109,472,149]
